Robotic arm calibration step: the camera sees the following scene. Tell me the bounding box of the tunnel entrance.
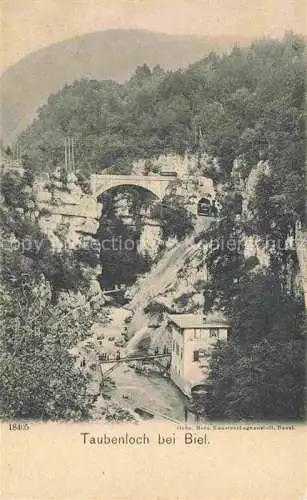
[197,197,218,217]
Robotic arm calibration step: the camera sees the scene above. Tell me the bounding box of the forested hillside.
[18,33,304,193]
[1,32,305,421]
[2,29,246,143]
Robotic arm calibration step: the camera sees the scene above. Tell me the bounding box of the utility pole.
[64,138,68,171]
[71,137,75,172]
[64,136,75,172]
[197,125,203,169]
[67,137,71,171]
[14,143,20,164]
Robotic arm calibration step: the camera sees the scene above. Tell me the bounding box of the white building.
[168,314,229,397]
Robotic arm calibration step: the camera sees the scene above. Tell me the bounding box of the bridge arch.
[90,174,178,200]
[191,383,209,395]
[96,183,159,201]
[95,181,162,200]
[96,184,160,218]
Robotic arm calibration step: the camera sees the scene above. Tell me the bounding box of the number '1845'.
[9,423,30,431]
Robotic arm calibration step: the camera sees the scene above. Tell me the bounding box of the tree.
[16,35,304,181]
[199,264,306,421]
[1,171,35,211]
[0,275,93,420]
[157,193,194,241]
[128,64,152,88]
[204,335,305,421]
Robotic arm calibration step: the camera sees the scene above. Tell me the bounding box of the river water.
[90,304,189,422]
[111,364,187,422]
[90,229,207,422]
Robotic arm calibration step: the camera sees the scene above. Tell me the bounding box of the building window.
[180,348,183,360]
[176,343,179,355]
[209,328,219,338]
[194,328,203,339]
[193,350,199,362]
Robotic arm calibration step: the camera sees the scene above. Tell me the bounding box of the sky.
[1,0,305,71]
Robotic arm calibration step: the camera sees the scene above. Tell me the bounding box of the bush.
[157,194,194,241]
[0,279,93,420]
[143,301,173,315]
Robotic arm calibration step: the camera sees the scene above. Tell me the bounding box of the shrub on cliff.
[157,194,194,241]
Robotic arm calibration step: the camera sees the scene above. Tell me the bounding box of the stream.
[89,230,206,422]
[90,304,188,422]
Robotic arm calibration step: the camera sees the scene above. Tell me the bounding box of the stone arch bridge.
[90,174,178,200]
[38,172,215,221]
[32,171,215,250]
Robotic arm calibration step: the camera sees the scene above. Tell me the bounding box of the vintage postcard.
[0,0,306,499]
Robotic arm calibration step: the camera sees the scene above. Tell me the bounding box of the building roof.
[168,313,229,329]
